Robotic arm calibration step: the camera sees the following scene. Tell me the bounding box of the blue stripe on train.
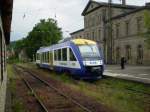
[39,63,84,76]
[39,63,102,79]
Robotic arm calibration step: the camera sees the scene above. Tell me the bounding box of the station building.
[0,0,13,111]
[70,0,150,65]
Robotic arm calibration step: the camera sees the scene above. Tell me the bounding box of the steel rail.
[13,65,49,112]
[16,65,93,112]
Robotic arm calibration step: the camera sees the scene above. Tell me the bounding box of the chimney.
[122,0,126,5]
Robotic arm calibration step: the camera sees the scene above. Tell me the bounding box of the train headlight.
[99,60,103,65]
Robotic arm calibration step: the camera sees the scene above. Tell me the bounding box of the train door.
[49,51,53,66]
[68,48,80,69]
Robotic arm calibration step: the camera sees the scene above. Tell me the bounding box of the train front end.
[72,39,104,79]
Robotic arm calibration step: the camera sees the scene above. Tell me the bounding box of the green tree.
[144,11,150,49]
[8,38,26,58]
[25,18,62,59]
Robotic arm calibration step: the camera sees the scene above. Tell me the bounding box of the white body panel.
[83,60,103,66]
[53,61,81,69]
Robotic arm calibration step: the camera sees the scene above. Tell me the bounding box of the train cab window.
[69,48,77,61]
[54,50,58,61]
[58,49,61,61]
[62,48,67,61]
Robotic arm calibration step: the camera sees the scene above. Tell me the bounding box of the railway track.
[99,77,150,97]
[14,65,92,112]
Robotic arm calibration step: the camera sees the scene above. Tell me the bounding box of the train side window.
[54,50,58,61]
[45,52,48,63]
[62,48,67,61]
[36,54,37,60]
[47,52,49,63]
[45,52,47,63]
[43,53,44,62]
[38,54,40,60]
[58,49,61,61]
[69,48,77,61]
[43,52,45,63]
[37,53,39,60]
[41,53,42,62]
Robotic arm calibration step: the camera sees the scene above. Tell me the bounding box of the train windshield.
[78,44,101,60]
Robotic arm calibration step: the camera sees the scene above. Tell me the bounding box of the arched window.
[125,45,132,61]
[116,47,120,63]
[137,45,143,64]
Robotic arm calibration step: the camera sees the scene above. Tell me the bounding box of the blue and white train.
[36,39,104,79]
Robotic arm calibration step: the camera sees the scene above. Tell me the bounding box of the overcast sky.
[11,0,149,41]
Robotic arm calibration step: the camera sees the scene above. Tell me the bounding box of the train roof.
[71,39,96,45]
[37,39,97,53]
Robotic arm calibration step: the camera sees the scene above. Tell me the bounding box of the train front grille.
[85,66,103,76]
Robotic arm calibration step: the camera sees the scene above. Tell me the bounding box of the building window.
[116,47,120,63]
[85,19,87,28]
[125,45,132,61]
[87,33,89,38]
[92,17,95,26]
[137,17,142,33]
[98,29,101,41]
[125,20,129,36]
[102,9,106,21]
[97,14,101,25]
[92,31,94,40]
[116,23,120,38]
[137,45,143,64]
[91,4,94,8]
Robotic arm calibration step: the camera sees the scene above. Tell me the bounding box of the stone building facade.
[70,0,150,65]
[70,29,84,39]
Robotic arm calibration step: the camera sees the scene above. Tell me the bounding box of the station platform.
[104,65,150,84]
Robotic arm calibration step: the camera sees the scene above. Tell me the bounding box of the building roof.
[82,0,140,16]
[70,28,84,35]
[106,6,150,22]
[0,0,13,45]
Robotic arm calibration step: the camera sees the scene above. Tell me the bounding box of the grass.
[21,63,150,112]
[7,65,26,112]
